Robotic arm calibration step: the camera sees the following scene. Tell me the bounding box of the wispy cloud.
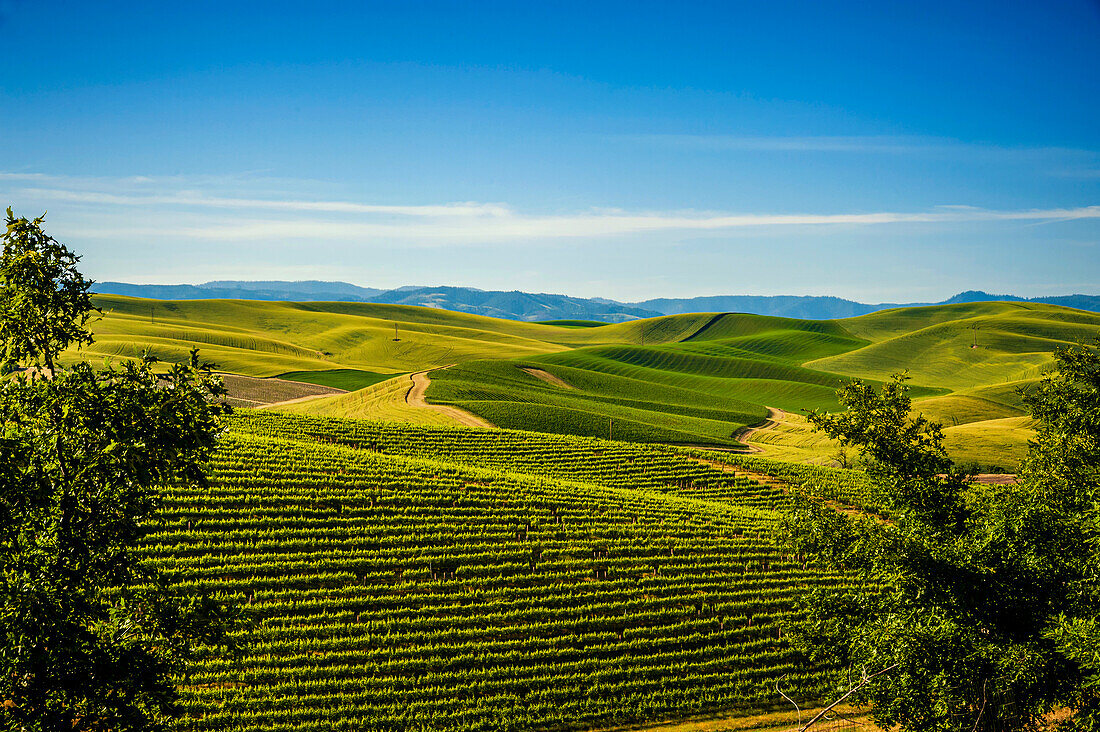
[164,205,1100,242]
[4,172,1099,244]
[0,172,52,182]
[21,188,511,218]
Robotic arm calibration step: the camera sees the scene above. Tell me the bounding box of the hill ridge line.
[679,313,728,342]
[93,282,1100,324]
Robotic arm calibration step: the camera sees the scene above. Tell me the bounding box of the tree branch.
[799,663,898,732]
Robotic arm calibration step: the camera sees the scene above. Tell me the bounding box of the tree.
[0,211,238,731]
[1019,341,1100,731]
[779,358,1100,732]
[0,208,97,374]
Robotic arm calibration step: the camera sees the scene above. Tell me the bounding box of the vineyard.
[143,413,868,731]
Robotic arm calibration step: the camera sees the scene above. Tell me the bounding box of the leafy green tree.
[0,210,238,731]
[1019,342,1100,731]
[780,356,1100,732]
[0,208,97,374]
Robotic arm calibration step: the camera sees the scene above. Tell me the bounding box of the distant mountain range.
[634,290,1100,319]
[93,281,656,322]
[93,281,1100,322]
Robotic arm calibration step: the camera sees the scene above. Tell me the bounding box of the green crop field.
[71,295,1100,466]
[277,368,397,391]
[424,313,937,449]
[73,297,1100,729]
[152,412,857,732]
[422,304,1096,463]
[74,295,669,376]
[808,302,1100,390]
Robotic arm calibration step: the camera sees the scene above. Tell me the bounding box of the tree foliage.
[0,211,237,731]
[0,208,97,373]
[781,355,1100,732]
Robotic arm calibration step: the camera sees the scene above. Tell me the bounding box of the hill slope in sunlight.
[76,295,1100,463]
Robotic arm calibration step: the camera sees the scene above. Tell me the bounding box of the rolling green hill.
[425,314,940,447]
[809,302,1100,389]
[80,298,1097,729]
[428,359,769,445]
[911,379,1033,426]
[73,295,586,375]
[942,416,1036,469]
[72,295,1100,464]
[77,296,715,374]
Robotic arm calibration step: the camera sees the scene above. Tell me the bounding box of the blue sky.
[2,0,1098,302]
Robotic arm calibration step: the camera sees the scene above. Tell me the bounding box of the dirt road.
[731,407,784,452]
[406,367,495,428]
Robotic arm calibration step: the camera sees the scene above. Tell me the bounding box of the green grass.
[912,379,1033,426]
[428,359,768,445]
[434,301,1091,455]
[675,330,866,363]
[75,295,1097,461]
[76,296,722,377]
[548,345,853,387]
[730,405,1034,470]
[737,411,844,464]
[75,296,576,375]
[681,312,857,343]
[424,313,942,447]
[277,368,395,391]
[943,416,1035,471]
[810,302,1100,390]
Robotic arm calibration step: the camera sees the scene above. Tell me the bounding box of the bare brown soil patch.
[970,473,1017,484]
[221,373,344,407]
[519,366,576,389]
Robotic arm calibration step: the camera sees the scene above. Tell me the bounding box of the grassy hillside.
[277,368,395,390]
[156,412,844,731]
[942,416,1035,470]
[911,379,1032,426]
[738,411,844,465]
[425,314,935,447]
[278,373,466,425]
[74,295,701,377]
[429,359,770,445]
[73,295,1098,460]
[736,406,1031,471]
[811,302,1100,390]
[784,302,1098,466]
[72,296,572,375]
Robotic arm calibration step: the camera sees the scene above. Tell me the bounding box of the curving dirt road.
[731,406,785,452]
[406,367,495,428]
